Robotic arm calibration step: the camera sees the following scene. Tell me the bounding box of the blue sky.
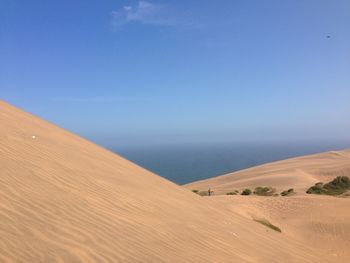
[1,0,350,147]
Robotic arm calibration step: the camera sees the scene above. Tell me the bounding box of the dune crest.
[186,146,350,263]
[0,101,324,262]
[186,149,350,195]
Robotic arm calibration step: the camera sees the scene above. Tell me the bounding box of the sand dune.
[186,146,350,262]
[0,101,325,262]
[185,149,350,195]
[206,195,350,263]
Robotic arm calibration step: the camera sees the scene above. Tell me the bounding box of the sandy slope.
[186,146,350,263]
[0,100,324,262]
[206,195,350,263]
[185,149,350,195]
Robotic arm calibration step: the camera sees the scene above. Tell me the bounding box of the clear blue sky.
[1,0,350,147]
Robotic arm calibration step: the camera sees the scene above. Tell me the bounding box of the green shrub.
[226,190,239,195]
[241,188,252,195]
[254,218,281,232]
[306,184,328,195]
[324,176,350,190]
[281,188,294,196]
[191,189,209,196]
[306,176,350,196]
[254,186,275,196]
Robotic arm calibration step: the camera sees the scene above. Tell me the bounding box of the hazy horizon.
[113,140,350,184]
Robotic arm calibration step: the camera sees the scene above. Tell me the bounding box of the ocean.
[112,141,349,185]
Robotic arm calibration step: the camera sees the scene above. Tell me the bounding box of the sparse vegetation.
[241,188,252,195]
[306,176,350,196]
[192,189,199,194]
[324,176,350,190]
[306,184,327,195]
[226,190,239,195]
[281,188,294,196]
[253,186,275,196]
[254,218,281,232]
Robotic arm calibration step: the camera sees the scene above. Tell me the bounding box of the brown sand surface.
[206,195,350,263]
[0,100,324,262]
[185,149,350,195]
[186,147,350,263]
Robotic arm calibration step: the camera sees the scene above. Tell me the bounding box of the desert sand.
[186,149,350,195]
[186,148,350,262]
[0,100,346,262]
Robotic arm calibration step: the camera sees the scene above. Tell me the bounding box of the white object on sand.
[230,232,238,237]
[32,135,36,139]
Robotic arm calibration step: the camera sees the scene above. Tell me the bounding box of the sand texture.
[187,148,350,262]
[186,149,350,195]
[0,100,338,262]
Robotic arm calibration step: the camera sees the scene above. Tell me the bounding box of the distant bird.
[326,35,331,39]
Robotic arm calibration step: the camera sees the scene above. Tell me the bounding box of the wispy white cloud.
[111,1,198,29]
[52,96,151,103]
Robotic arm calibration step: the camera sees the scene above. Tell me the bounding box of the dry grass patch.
[241,188,252,195]
[254,218,281,232]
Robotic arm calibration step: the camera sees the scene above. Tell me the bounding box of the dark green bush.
[226,190,239,195]
[306,176,350,196]
[254,186,275,196]
[241,188,252,195]
[324,176,350,190]
[306,184,327,194]
[281,188,294,196]
[192,189,199,194]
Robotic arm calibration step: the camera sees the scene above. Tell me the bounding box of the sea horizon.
[111,140,350,185]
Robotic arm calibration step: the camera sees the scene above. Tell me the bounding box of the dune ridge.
[0,101,324,262]
[186,146,350,263]
[185,149,350,195]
